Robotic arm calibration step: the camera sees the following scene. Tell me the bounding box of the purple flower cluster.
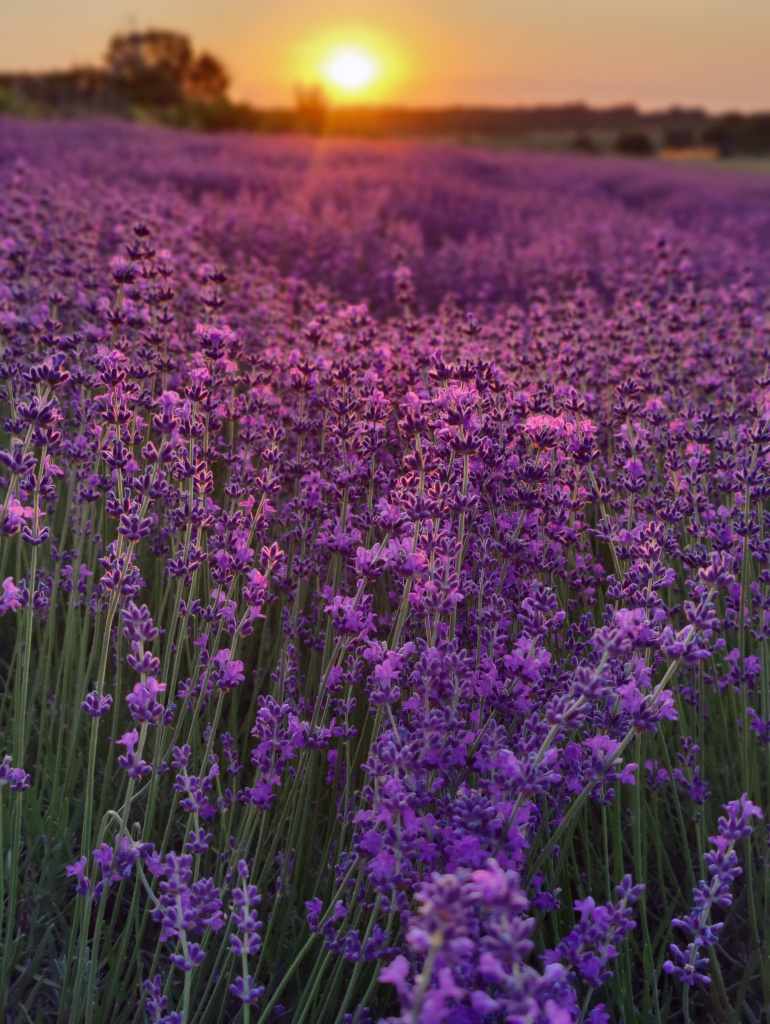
[380,859,611,1024]
[0,754,30,791]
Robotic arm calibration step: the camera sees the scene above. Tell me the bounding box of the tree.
[185,53,229,102]
[106,30,228,107]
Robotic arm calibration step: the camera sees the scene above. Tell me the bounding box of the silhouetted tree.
[106,30,228,107]
[185,53,229,102]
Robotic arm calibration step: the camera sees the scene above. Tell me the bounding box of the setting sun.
[289,27,405,103]
[322,46,380,94]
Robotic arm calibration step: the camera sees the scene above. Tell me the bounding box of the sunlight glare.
[321,46,380,95]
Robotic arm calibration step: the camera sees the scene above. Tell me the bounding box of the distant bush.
[571,133,599,154]
[615,132,655,156]
[703,114,770,155]
[664,127,695,149]
[155,99,296,133]
[294,84,329,135]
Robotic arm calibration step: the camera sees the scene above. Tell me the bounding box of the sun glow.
[322,46,380,94]
[291,28,405,104]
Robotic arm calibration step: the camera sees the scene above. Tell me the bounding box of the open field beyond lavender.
[3,117,770,1024]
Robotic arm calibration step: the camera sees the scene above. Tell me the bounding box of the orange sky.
[2,0,769,110]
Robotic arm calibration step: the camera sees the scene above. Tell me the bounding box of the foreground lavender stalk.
[663,795,763,988]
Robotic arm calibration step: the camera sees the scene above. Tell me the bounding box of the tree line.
[1,29,770,154]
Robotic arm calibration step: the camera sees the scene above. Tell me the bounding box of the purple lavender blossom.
[663,795,762,987]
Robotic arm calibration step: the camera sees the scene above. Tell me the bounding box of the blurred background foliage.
[1,28,770,162]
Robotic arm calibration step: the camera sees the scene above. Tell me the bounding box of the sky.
[2,0,769,111]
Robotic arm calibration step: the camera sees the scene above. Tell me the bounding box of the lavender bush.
[1,117,769,1023]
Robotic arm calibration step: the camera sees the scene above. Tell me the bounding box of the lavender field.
[2,117,770,1024]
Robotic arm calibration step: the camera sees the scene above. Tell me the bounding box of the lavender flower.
[663,795,762,987]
